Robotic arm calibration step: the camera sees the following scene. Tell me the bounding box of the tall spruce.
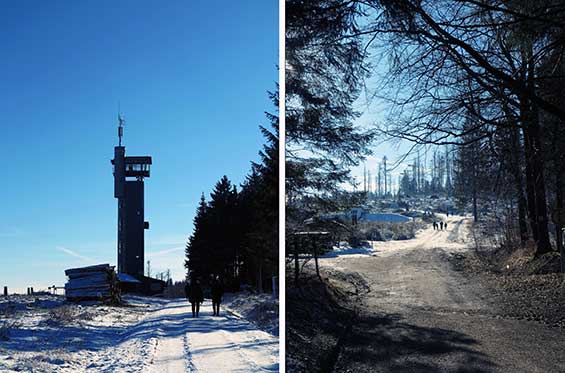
[286,0,375,228]
[207,176,241,285]
[239,90,279,292]
[184,193,209,281]
[185,89,279,293]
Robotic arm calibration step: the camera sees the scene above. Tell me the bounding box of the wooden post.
[313,236,320,278]
[293,237,300,287]
[561,228,565,275]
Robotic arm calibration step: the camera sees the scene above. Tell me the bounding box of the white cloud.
[57,247,94,262]
[146,235,187,246]
[146,246,184,258]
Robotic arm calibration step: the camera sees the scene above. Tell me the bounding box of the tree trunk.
[472,186,478,223]
[553,132,564,255]
[521,93,553,256]
[313,239,320,279]
[523,124,540,243]
[517,191,529,244]
[294,239,300,287]
[509,118,529,244]
[257,261,263,293]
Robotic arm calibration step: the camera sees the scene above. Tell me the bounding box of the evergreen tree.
[238,89,279,292]
[184,89,279,293]
[207,175,241,286]
[185,193,209,280]
[286,0,374,227]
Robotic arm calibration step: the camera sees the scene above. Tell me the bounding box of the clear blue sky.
[0,1,278,292]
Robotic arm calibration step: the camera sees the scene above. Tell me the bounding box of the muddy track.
[319,215,565,372]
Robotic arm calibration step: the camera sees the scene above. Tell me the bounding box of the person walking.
[440,221,444,230]
[185,279,204,317]
[211,276,225,316]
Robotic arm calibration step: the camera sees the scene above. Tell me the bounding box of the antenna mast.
[118,114,125,146]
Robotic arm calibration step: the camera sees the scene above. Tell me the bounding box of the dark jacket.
[211,280,224,301]
[186,282,204,303]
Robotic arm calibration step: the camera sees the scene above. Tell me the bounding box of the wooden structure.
[64,264,121,302]
[290,231,330,285]
[117,273,167,295]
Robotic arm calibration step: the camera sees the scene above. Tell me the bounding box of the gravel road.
[319,215,565,372]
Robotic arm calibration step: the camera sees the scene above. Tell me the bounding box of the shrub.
[48,305,77,324]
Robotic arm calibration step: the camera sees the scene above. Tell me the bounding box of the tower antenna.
[118,111,125,147]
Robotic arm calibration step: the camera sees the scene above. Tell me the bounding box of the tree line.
[185,91,278,292]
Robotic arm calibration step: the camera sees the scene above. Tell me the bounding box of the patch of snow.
[321,243,377,258]
[222,291,279,336]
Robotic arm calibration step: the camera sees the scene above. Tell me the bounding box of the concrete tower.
[112,115,152,278]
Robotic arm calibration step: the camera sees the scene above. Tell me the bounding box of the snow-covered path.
[0,296,278,372]
[144,299,279,373]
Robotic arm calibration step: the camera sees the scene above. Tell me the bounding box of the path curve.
[320,214,565,372]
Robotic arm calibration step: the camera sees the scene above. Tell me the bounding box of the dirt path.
[319,215,565,372]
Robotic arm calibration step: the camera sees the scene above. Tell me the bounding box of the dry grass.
[48,305,77,324]
[45,305,98,327]
[0,319,21,341]
[1,303,16,319]
[10,350,71,371]
[0,302,20,341]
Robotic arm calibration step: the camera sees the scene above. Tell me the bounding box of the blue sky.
[0,1,278,292]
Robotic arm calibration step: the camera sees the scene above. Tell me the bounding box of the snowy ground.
[0,293,278,372]
[222,291,279,336]
[321,214,471,263]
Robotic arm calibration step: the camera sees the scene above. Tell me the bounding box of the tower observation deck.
[111,116,152,278]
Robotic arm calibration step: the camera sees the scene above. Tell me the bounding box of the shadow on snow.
[0,299,276,357]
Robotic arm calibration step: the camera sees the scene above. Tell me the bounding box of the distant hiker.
[433,221,437,230]
[186,279,204,317]
[440,221,444,230]
[211,276,225,316]
[444,222,448,230]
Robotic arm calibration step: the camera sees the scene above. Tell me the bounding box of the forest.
[286,0,565,259]
[184,91,279,292]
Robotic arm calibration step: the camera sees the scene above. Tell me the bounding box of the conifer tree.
[184,89,279,293]
[286,0,374,226]
[185,193,209,280]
